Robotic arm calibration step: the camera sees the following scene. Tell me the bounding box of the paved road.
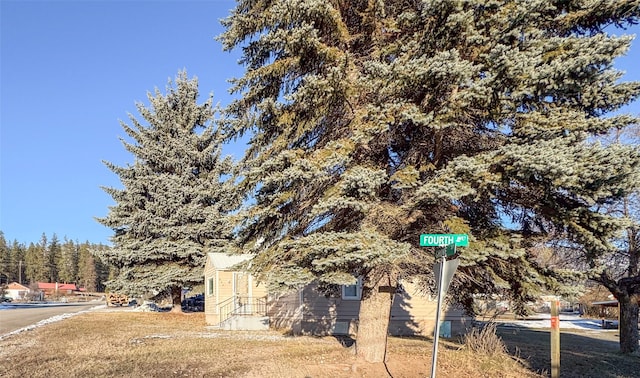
[0,301,104,336]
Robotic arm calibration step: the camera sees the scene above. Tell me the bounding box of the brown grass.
[496,327,640,378]
[462,322,507,356]
[0,309,604,378]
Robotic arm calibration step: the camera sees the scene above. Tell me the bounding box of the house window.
[207,277,214,296]
[342,277,362,300]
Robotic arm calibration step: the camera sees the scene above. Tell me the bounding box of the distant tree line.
[0,231,112,292]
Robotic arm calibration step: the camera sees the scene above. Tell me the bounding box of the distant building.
[4,282,30,300]
[36,282,86,297]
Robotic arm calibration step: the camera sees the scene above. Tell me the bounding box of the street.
[0,301,104,336]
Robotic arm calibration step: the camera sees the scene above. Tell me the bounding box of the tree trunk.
[618,294,639,354]
[355,269,396,363]
[170,285,183,313]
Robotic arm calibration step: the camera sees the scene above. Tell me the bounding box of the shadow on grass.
[496,327,639,378]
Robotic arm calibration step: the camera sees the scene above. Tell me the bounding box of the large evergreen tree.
[10,240,26,284]
[79,243,99,292]
[47,233,60,283]
[220,0,640,360]
[57,238,79,284]
[25,236,48,284]
[97,71,236,311]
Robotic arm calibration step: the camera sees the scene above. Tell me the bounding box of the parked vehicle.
[182,294,204,312]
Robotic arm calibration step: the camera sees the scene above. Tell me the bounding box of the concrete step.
[221,316,270,331]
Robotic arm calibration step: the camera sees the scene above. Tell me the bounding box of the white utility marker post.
[420,234,467,378]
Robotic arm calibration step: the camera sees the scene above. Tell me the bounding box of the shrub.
[463,322,507,356]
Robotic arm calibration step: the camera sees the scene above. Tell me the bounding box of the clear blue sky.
[1,1,639,246]
[1,0,243,245]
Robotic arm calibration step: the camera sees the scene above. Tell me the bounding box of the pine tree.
[57,238,79,284]
[10,240,26,284]
[25,238,47,284]
[79,243,99,292]
[82,242,113,293]
[47,233,60,284]
[0,232,10,284]
[97,71,237,311]
[220,0,640,359]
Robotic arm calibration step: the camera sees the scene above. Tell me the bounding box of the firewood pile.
[106,292,129,306]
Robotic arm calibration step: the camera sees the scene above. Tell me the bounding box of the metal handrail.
[217,295,267,325]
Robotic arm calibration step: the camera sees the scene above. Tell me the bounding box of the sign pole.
[422,234,467,378]
[430,252,446,378]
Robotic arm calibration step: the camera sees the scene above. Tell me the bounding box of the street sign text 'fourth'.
[420,233,469,247]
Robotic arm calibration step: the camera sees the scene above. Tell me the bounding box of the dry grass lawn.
[0,309,541,378]
[496,327,640,378]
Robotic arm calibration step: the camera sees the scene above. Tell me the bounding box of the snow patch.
[492,314,610,330]
[132,301,161,312]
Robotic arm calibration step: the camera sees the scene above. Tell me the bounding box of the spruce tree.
[0,232,10,284]
[25,237,47,284]
[79,243,99,292]
[57,238,79,284]
[10,240,26,284]
[47,233,60,284]
[220,0,640,359]
[97,71,236,311]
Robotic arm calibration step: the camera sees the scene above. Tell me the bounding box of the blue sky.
[1,0,242,245]
[1,1,639,246]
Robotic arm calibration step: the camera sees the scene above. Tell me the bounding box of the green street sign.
[420,233,469,247]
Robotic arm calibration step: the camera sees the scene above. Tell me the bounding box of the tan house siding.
[266,280,468,337]
[204,258,218,324]
[388,280,469,337]
[267,290,303,333]
[299,284,360,335]
[218,271,235,301]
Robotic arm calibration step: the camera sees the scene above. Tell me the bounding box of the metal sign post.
[426,237,465,378]
[431,250,447,378]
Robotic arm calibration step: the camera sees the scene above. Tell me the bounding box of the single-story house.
[204,253,471,337]
[4,282,30,300]
[37,282,85,297]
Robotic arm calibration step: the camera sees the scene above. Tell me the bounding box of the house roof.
[207,253,253,270]
[592,299,640,307]
[37,282,79,291]
[6,282,29,291]
[592,300,619,307]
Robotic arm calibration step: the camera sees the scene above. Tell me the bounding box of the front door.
[233,272,252,314]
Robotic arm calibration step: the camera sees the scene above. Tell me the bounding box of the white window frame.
[341,277,362,300]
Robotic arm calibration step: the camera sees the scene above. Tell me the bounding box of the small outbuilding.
[204,253,471,337]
